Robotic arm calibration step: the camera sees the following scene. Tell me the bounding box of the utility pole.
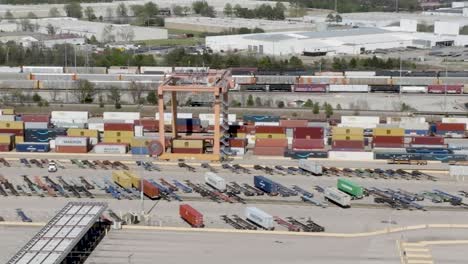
[395,0,398,12]
[335,0,337,12]
[444,65,448,115]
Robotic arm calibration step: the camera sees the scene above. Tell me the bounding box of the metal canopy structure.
[8,202,107,264]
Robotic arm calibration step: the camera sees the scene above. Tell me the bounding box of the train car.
[268,84,293,92]
[174,67,209,73]
[293,84,327,92]
[328,85,369,92]
[347,76,390,85]
[344,71,376,77]
[0,66,21,73]
[314,71,343,76]
[400,86,427,93]
[240,84,267,92]
[108,66,139,74]
[376,70,410,76]
[230,67,257,75]
[64,67,107,74]
[232,75,256,85]
[438,71,468,77]
[255,75,296,84]
[427,85,463,94]
[140,66,173,74]
[298,75,346,85]
[30,73,76,81]
[405,71,438,77]
[370,85,399,93]
[22,66,63,74]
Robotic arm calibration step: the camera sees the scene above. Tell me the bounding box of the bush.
[32,93,42,103]
[115,102,122,109]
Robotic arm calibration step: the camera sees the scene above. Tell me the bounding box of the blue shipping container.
[243,115,280,123]
[406,148,453,154]
[374,152,466,161]
[253,176,278,194]
[405,129,428,136]
[285,150,328,159]
[131,147,149,155]
[16,143,50,152]
[25,128,67,142]
[176,118,201,126]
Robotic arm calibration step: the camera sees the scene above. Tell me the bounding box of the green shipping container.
[337,178,363,198]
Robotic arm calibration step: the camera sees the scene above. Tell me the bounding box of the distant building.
[0,32,85,47]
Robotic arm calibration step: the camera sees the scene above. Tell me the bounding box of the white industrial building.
[206,20,468,56]
[0,18,168,42]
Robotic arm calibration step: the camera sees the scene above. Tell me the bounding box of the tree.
[108,86,121,109]
[5,10,14,21]
[252,27,264,33]
[32,93,41,102]
[289,56,303,69]
[27,12,37,19]
[326,13,335,23]
[224,3,233,17]
[183,6,191,15]
[84,7,96,21]
[116,3,128,17]
[325,104,334,118]
[73,80,96,103]
[46,23,56,35]
[254,96,262,107]
[335,14,342,23]
[336,104,342,110]
[313,102,320,114]
[20,19,35,32]
[49,7,60,17]
[192,1,215,17]
[173,5,184,16]
[64,2,82,18]
[129,81,144,104]
[117,27,135,42]
[146,91,158,105]
[246,94,254,107]
[238,27,251,34]
[277,100,285,108]
[105,7,113,20]
[303,99,313,108]
[101,25,115,43]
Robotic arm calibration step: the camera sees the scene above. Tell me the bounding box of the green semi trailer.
[337,178,364,199]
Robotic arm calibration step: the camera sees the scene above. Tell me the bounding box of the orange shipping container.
[55,145,88,153]
[279,120,308,128]
[253,146,285,156]
[255,138,288,147]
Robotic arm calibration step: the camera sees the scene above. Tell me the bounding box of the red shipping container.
[141,179,160,199]
[373,143,404,148]
[180,204,204,228]
[253,146,286,156]
[373,136,404,144]
[428,85,463,94]
[279,120,308,128]
[55,145,88,153]
[104,123,134,131]
[0,143,11,151]
[294,84,327,92]
[436,123,466,131]
[292,139,324,150]
[134,119,159,131]
[255,126,285,134]
[0,129,23,136]
[411,136,444,145]
[172,148,204,154]
[332,140,364,149]
[255,138,288,147]
[293,127,323,139]
[229,138,248,148]
[21,114,50,123]
[176,125,203,133]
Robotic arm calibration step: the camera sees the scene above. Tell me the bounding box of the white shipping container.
[198,113,236,125]
[52,122,86,129]
[103,112,140,121]
[55,136,88,146]
[140,66,172,74]
[50,140,55,149]
[449,165,468,176]
[155,113,193,125]
[337,123,377,129]
[0,66,21,73]
[88,122,104,132]
[230,147,246,155]
[344,71,376,76]
[93,144,127,154]
[401,86,427,93]
[25,122,49,129]
[442,117,468,127]
[0,115,15,121]
[324,187,351,207]
[342,116,380,125]
[329,85,369,92]
[387,117,426,124]
[135,125,143,137]
[298,160,323,174]
[255,122,280,126]
[51,111,88,123]
[204,172,226,191]
[245,207,274,230]
[22,66,63,73]
[398,122,429,130]
[329,151,374,161]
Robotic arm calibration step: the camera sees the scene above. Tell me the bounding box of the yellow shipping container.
[123,171,141,188]
[15,136,24,143]
[103,131,134,138]
[103,137,132,144]
[1,109,14,115]
[0,133,14,144]
[255,133,287,139]
[131,138,153,147]
[332,127,364,135]
[0,121,23,130]
[68,128,99,138]
[172,139,204,149]
[373,128,405,137]
[112,171,132,188]
[332,134,364,141]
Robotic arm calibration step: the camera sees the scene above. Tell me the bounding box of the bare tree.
[101,25,115,43]
[73,79,96,103]
[117,26,135,42]
[108,86,122,109]
[129,81,145,104]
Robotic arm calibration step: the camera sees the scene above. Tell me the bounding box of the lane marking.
[405,253,432,258]
[404,248,430,252]
[406,260,433,264]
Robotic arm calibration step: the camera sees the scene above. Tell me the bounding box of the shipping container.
[436,123,466,132]
[324,187,351,207]
[329,151,374,161]
[93,143,128,154]
[230,147,246,155]
[373,128,405,136]
[332,140,364,150]
[204,172,226,191]
[328,85,369,92]
[112,171,132,189]
[332,127,364,135]
[55,145,88,153]
[103,137,132,144]
[243,115,280,123]
[55,136,88,146]
[131,147,149,155]
[198,113,236,125]
[0,129,23,136]
[253,146,285,156]
[387,117,426,124]
[255,126,285,134]
[22,66,63,73]
[373,136,404,144]
[401,86,427,93]
[103,112,140,121]
[292,139,324,150]
[255,133,286,139]
[180,204,204,228]
[284,150,329,159]
[155,113,193,125]
[374,152,467,162]
[337,178,363,199]
[0,115,15,121]
[0,121,23,130]
[298,159,323,175]
[15,136,24,143]
[140,179,160,199]
[0,143,12,151]
[131,137,158,147]
[332,134,364,141]
[103,131,134,138]
[428,85,463,94]
[342,116,380,125]
[293,83,327,92]
[104,123,134,131]
[255,139,288,147]
[51,111,88,123]
[245,207,274,230]
[172,148,204,154]
[442,117,468,127]
[16,142,49,152]
[172,139,204,149]
[279,120,308,128]
[293,127,324,139]
[405,129,429,136]
[0,133,14,144]
[229,138,248,148]
[24,122,48,129]
[449,166,468,176]
[134,119,159,131]
[411,136,444,145]
[67,128,99,138]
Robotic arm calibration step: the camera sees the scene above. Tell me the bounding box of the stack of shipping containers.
[254,126,287,156]
[435,123,466,138]
[172,139,205,154]
[372,127,405,148]
[103,123,134,144]
[131,137,157,155]
[55,136,89,153]
[279,119,308,145]
[67,128,99,145]
[292,127,324,150]
[331,127,365,151]
[387,117,428,136]
[176,118,203,133]
[0,133,15,151]
[229,138,248,155]
[410,136,446,148]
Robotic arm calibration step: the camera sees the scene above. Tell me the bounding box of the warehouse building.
[206,24,468,56]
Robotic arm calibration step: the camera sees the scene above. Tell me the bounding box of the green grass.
[136,37,204,47]
[167,28,207,37]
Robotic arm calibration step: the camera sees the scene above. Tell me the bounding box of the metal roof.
[7,202,107,264]
[244,27,390,42]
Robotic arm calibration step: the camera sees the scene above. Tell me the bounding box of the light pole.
[444,64,448,115]
[128,253,133,264]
